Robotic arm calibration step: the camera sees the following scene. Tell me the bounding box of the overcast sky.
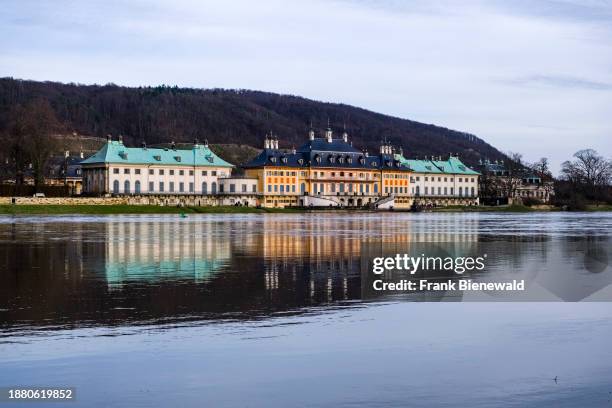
[1,0,611,174]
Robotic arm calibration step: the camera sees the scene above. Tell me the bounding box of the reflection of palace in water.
[1,215,486,329]
[103,215,482,301]
[105,218,232,288]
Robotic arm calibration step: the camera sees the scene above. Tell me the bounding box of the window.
[113,180,119,193]
[202,182,208,194]
[149,181,154,192]
[212,171,217,176]
[374,184,378,193]
[189,182,194,193]
[159,169,164,175]
[450,187,454,195]
[300,183,305,194]
[135,180,141,194]
[425,186,428,195]
[438,187,441,195]
[179,170,184,176]
[274,185,278,192]
[252,185,257,193]
[459,187,463,196]
[135,169,141,175]
[471,187,475,196]
[113,168,120,174]
[211,182,217,193]
[202,171,208,176]
[170,170,175,176]
[124,168,130,174]
[219,184,225,193]
[149,169,154,175]
[124,180,130,193]
[292,185,295,193]
[268,185,272,193]
[280,185,285,193]
[179,182,184,193]
[230,184,236,193]
[242,184,247,193]
[159,182,164,192]
[169,182,174,192]
[444,187,447,195]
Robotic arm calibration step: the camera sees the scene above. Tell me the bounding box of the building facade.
[243,128,413,208]
[394,152,480,206]
[81,138,233,195]
[477,159,553,205]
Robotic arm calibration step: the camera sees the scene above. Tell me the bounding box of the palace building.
[80,128,480,209]
[394,151,480,207]
[243,128,413,208]
[81,136,233,195]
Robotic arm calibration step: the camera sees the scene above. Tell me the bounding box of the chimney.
[309,128,315,141]
[204,139,209,148]
[65,150,69,158]
[292,145,296,154]
[326,128,333,143]
[171,141,176,150]
[342,131,348,142]
[274,137,279,150]
[264,136,270,149]
[118,134,123,143]
[80,151,84,159]
[107,134,112,143]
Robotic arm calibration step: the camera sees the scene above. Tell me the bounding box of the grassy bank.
[432,204,544,213]
[0,204,301,215]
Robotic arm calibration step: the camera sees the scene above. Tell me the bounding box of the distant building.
[81,137,233,195]
[477,159,553,204]
[46,151,84,195]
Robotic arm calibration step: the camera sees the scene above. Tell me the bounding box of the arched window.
[135,180,141,194]
[202,182,208,195]
[471,187,475,197]
[211,182,217,194]
[124,180,130,194]
[415,185,420,196]
[459,186,463,196]
[113,180,119,194]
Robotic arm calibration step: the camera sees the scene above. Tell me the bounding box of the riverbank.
[0,204,301,215]
[1,203,610,215]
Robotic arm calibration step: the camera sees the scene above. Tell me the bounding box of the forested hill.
[0,78,507,166]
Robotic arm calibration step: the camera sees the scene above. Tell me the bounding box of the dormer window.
[174,156,181,162]
[270,156,277,163]
[297,158,304,165]
[359,157,365,165]
[281,157,288,163]
[206,155,214,163]
[329,156,335,163]
[119,152,128,160]
[338,157,344,164]
[315,155,321,163]
[153,155,161,161]
[347,157,353,164]
[372,162,378,167]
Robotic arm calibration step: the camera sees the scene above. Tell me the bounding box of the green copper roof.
[394,154,480,175]
[81,141,233,167]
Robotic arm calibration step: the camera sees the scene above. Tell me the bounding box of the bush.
[522,197,543,207]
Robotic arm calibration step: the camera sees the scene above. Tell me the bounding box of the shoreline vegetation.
[0,204,610,215]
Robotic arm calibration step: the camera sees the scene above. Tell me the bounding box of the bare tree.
[561,149,612,186]
[8,98,60,187]
[504,152,526,199]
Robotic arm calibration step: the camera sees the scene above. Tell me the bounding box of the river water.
[1,212,611,407]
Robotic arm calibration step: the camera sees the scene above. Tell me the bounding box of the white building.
[81,138,233,195]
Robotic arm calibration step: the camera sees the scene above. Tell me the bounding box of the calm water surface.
[1,212,612,407]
